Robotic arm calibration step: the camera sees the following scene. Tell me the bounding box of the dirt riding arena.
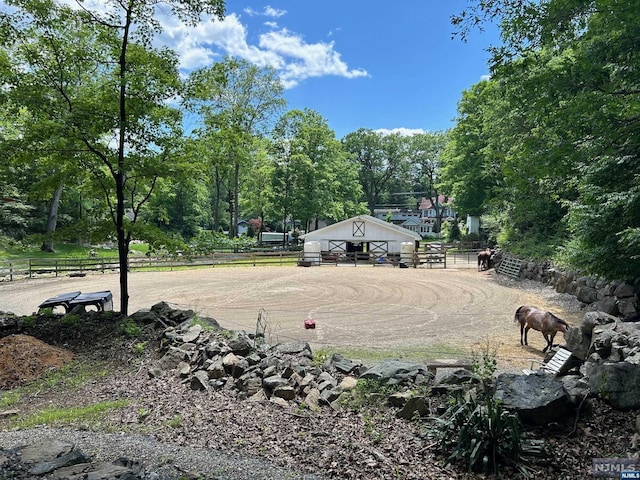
[0,265,584,372]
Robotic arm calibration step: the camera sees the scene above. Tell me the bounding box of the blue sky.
[146,1,501,139]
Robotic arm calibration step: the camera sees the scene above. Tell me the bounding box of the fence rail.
[0,247,481,282]
[0,252,301,281]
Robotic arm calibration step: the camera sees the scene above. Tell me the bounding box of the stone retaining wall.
[496,255,639,318]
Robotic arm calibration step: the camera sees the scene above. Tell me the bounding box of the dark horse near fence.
[477,248,492,271]
[514,305,570,352]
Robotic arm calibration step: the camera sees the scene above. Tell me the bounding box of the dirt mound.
[0,334,74,389]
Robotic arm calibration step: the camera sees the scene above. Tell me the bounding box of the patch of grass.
[313,344,466,365]
[0,391,22,409]
[132,341,148,355]
[119,318,143,337]
[24,361,108,393]
[12,400,129,428]
[167,415,182,428]
[61,313,82,326]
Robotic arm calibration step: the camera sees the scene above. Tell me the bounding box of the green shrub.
[430,388,522,474]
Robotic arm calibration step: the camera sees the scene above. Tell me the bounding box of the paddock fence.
[0,251,301,282]
[0,247,481,282]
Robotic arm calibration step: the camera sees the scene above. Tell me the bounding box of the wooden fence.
[0,246,481,282]
[0,251,301,282]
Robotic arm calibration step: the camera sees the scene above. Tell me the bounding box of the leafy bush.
[430,388,521,474]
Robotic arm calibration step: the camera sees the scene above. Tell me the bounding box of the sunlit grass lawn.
[0,241,147,260]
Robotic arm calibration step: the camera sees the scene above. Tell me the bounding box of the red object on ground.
[304,318,316,329]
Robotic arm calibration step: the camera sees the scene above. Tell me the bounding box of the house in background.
[373,196,456,238]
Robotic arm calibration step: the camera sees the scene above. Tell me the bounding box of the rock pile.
[133,302,366,410]
[132,302,466,416]
[565,311,640,409]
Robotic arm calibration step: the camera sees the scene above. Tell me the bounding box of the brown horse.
[514,305,569,352]
[477,248,492,271]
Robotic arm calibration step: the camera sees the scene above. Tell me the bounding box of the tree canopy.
[442,0,640,279]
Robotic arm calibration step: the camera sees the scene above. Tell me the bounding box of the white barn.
[300,215,421,261]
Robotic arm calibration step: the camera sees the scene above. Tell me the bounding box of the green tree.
[342,129,409,214]
[270,109,364,234]
[409,131,449,233]
[185,57,285,238]
[449,0,640,277]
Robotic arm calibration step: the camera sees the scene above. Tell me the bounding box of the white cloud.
[258,29,368,88]
[263,6,287,18]
[244,6,287,18]
[376,128,427,137]
[157,13,368,89]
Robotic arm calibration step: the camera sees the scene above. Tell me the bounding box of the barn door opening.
[347,241,368,261]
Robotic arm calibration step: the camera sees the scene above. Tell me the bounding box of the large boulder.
[564,326,591,361]
[359,360,432,386]
[581,311,617,335]
[577,286,598,305]
[494,373,572,425]
[583,361,640,409]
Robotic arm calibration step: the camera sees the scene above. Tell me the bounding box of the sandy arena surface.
[0,265,584,372]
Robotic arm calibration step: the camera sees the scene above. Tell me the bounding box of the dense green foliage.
[441,0,640,280]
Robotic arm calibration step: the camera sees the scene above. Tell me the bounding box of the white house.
[300,215,421,260]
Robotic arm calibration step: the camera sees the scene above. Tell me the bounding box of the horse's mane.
[550,313,569,327]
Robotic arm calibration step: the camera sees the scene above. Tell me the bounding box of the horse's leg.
[524,326,530,346]
[520,322,524,345]
[542,332,555,353]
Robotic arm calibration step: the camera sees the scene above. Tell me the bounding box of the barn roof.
[300,214,421,241]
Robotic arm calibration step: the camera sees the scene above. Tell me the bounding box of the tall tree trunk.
[41,185,62,252]
[233,162,240,238]
[117,14,131,316]
[227,177,234,240]
[212,167,221,233]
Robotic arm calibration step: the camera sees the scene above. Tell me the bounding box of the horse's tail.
[514,306,524,324]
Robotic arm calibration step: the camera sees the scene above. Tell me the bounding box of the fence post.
[29,259,32,278]
[9,262,13,281]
